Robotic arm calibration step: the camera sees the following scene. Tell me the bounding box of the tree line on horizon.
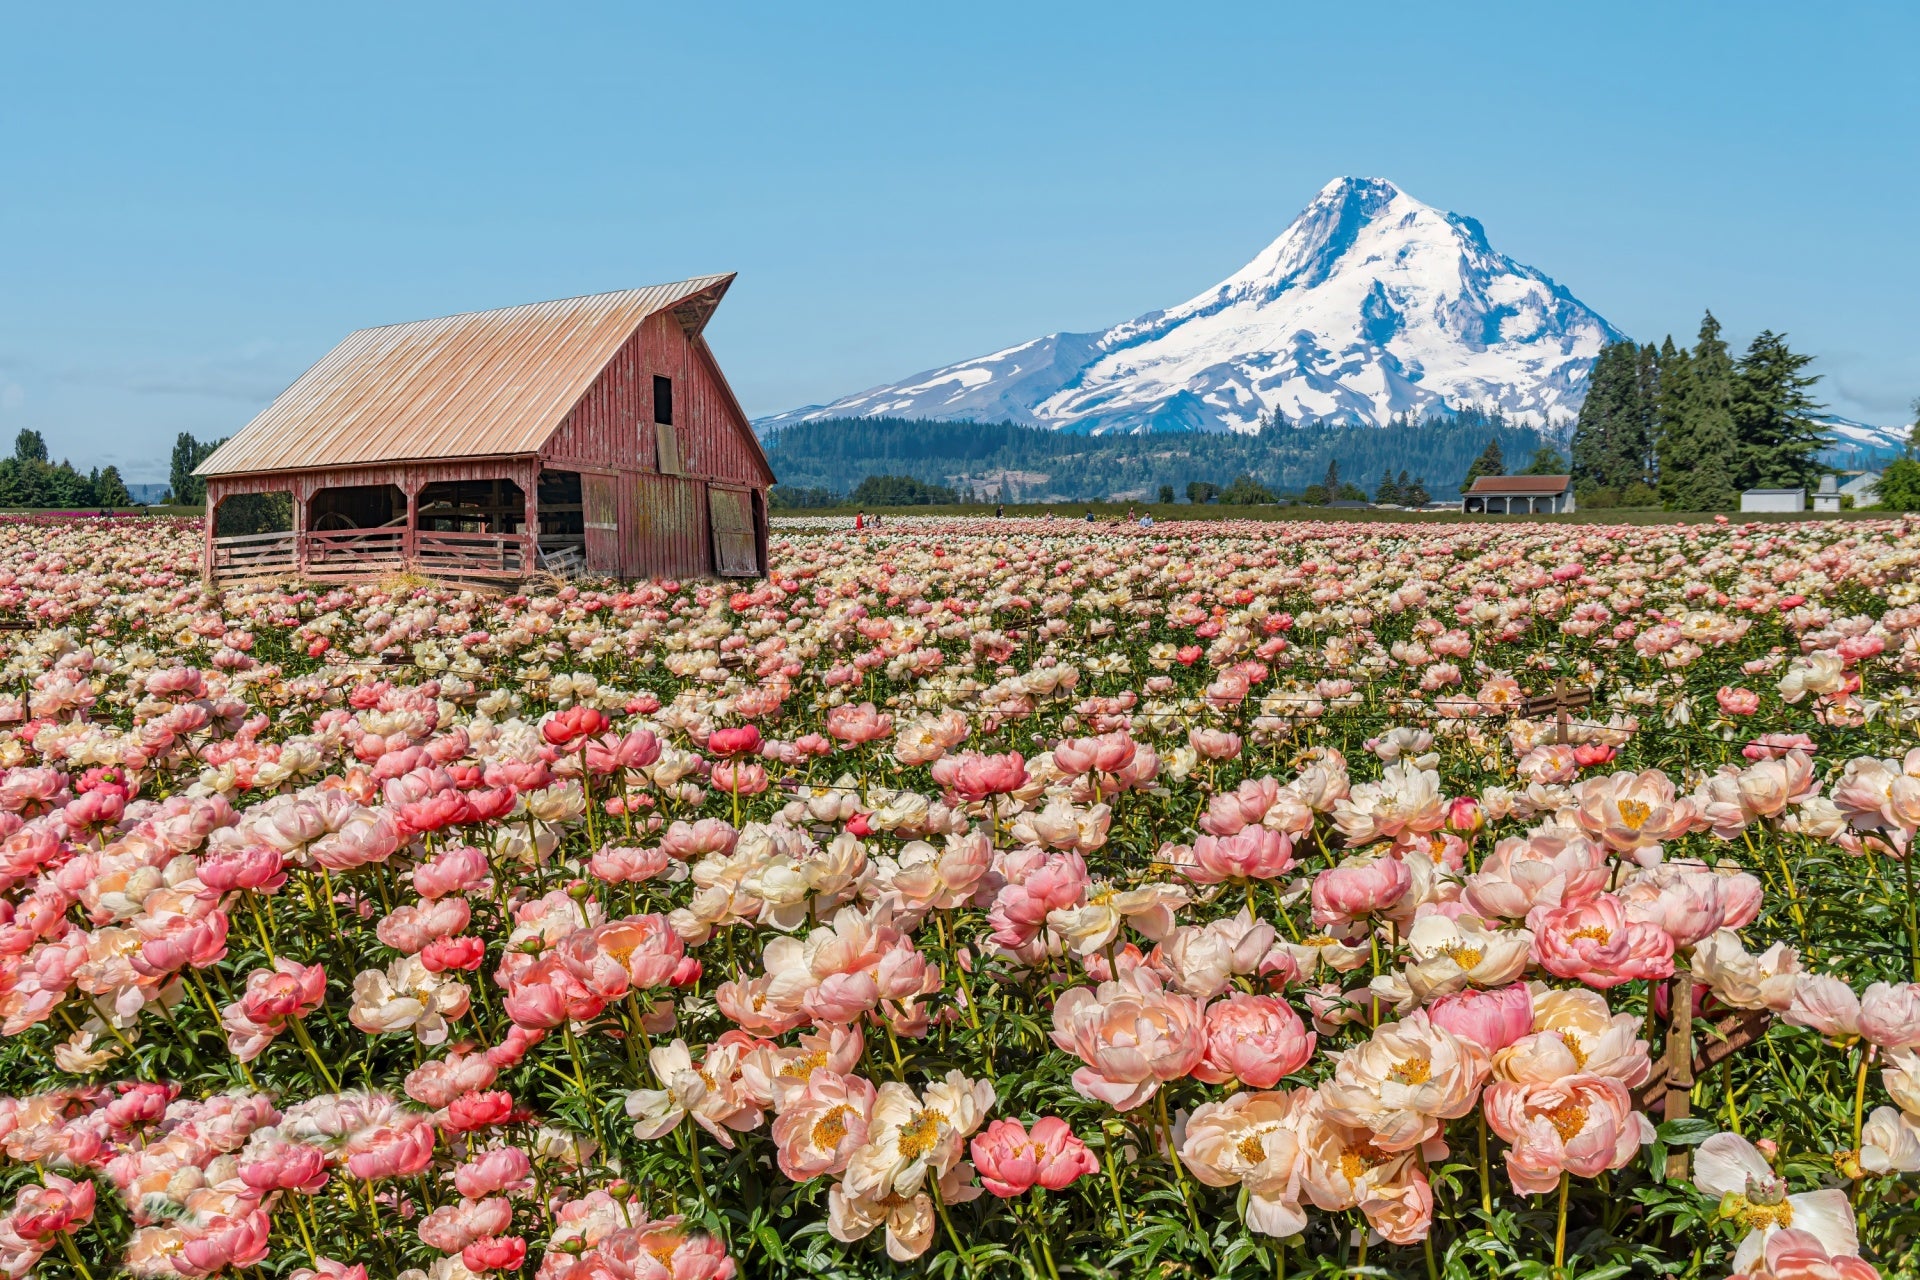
[1567,313,1830,511]
[0,430,133,509]
[762,408,1548,507]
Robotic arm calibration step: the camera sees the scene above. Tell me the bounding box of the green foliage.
[1156,484,1174,503]
[11,430,46,464]
[1219,473,1273,504]
[1186,480,1221,504]
[1731,330,1825,492]
[1462,436,1506,486]
[1874,458,1920,511]
[169,432,224,506]
[0,455,118,507]
[211,490,293,535]
[1570,339,1658,494]
[1522,445,1568,475]
[93,465,132,508]
[847,473,957,506]
[1299,483,1329,505]
[760,408,1554,502]
[769,484,838,510]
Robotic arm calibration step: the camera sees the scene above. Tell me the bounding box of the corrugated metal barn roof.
[197,274,734,476]
[1466,475,1571,494]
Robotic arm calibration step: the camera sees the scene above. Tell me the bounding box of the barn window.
[652,375,673,425]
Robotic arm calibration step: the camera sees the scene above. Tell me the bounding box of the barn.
[195,274,773,584]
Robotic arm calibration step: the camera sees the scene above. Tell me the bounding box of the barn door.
[582,474,620,573]
[707,485,759,578]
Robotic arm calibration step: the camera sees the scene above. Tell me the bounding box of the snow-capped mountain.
[1816,414,1910,459]
[758,177,1624,434]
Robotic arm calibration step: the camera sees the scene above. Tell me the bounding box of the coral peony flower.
[1529,893,1674,989]
[1180,1089,1312,1238]
[769,1070,877,1181]
[1318,1011,1488,1151]
[1193,993,1315,1088]
[1049,965,1206,1110]
[1483,1073,1652,1194]
[970,1116,1098,1197]
[1426,984,1534,1052]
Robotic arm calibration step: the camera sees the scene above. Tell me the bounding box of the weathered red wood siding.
[204,306,769,583]
[542,313,771,487]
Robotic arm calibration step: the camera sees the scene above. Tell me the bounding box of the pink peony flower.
[1529,893,1675,989]
[1860,981,1920,1050]
[1426,984,1535,1052]
[1310,854,1412,927]
[970,1116,1098,1197]
[1192,993,1316,1088]
[1049,965,1206,1111]
[1483,1074,1653,1194]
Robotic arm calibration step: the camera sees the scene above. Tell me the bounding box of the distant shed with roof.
[1460,474,1575,515]
[195,274,773,583]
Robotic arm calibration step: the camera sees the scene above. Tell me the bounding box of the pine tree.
[1323,458,1340,495]
[171,433,207,506]
[95,466,132,508]
[1375,468,1399,505]
[1571,341,1630,491]
[12,430,46,464]
[1731,331,1823,491]
[1632,342,1661,490]
[1462,438,1506,487]
[1657,314,1739,511]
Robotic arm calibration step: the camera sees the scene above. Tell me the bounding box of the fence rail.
[210,530,296,575]
[208,527,538,581]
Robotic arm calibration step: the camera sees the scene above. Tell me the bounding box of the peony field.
[5,509,1920,1280]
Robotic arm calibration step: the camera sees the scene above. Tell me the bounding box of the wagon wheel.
[311,511,360,530]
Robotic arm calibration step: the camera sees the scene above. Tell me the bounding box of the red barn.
[195,274,773,583]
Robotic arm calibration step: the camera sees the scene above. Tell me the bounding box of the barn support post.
[202,480,220,583]
[292,476,312,576]
[522,459,540,575]
[400,474,423,568]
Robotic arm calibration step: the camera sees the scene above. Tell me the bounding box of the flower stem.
[1155,1090,1204,1239]
[563,1022,608,1152]
[56,1229,94,1280]
[246,890,276,962]
[1553,1171,1571,1276]
[1101,1125,1127,1227]
[1477,1110,1493,1215]
[289,1015,341,1092]
[931,1178,977,1280]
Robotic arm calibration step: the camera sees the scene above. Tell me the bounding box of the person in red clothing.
[854,511,865,530]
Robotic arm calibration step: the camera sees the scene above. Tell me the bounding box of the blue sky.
[5,1,1916,482]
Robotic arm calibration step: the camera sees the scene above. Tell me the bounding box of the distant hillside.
[762,410,1553,503]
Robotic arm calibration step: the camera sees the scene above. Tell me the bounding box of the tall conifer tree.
[1731,331,1823,491]
[1658,314,1739,510]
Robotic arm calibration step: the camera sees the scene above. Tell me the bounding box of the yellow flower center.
[1388,1058,1432,1086]
[1237,1133,1267,1165]
[1617,799,1651,831]
[811,1104,852,1150]
[897,1109,945,1160]
[1303,936,1337,948]
[1733,1196,1793,1231]
[1558,1031,1588,1069]
[779,1049,830,1079]
[1338,1140,1388,1181]
[1445,946,1484,970]
[1568,926,1611,944]
[1546,1101,1589,1142]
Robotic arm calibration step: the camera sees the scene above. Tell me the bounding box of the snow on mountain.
[757,177,1624,435]
[1815,414,1910,458]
